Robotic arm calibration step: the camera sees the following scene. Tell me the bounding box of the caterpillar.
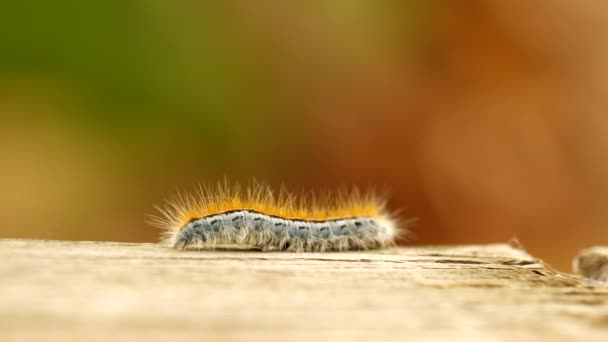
[150,181,406,252]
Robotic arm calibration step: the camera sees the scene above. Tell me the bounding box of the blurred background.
[1,0,607,271]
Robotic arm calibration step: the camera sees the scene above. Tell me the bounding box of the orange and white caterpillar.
[151,181,405,252]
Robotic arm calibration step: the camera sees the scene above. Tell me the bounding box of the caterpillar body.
[151,182,404,252]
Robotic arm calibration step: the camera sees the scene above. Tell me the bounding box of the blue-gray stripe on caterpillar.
[172,209,395,252]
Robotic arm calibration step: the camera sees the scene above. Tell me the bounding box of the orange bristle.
[150,180,387,234]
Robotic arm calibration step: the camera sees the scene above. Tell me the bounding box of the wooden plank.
[0,239,607,342]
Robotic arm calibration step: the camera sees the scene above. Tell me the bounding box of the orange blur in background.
[1,1,607,271]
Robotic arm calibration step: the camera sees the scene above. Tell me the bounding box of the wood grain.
[1,239,607,341]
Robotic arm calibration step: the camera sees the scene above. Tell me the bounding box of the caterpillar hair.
[150,181,407,252]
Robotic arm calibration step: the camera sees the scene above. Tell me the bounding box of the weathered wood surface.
[1,239,607,342]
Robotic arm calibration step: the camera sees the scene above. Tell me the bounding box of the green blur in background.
[2,1,287,153]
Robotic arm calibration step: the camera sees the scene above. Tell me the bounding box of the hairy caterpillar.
[150,181,405,252]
